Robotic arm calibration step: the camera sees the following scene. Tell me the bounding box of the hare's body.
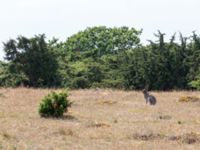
[142,89,156,105]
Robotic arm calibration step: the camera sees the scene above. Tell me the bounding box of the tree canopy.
[3,34,59,87]
[1,26,200,90]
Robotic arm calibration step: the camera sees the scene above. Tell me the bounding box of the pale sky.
[0,0,200,60]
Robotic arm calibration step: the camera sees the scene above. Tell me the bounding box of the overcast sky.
[0,0,199,60]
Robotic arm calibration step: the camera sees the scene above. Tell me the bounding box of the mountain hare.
[142,88,156,105]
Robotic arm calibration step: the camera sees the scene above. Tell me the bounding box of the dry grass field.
[1,88,200,150]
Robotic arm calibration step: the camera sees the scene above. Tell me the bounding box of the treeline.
[0,26,200,90]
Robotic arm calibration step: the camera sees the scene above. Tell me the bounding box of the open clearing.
[1,88,200,149]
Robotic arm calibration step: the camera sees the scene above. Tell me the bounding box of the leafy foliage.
[0,61,28,87]
[189,75,200,90]
[1,27,200,90]
[63,26,141,60]
[3,34,60,87]
[39,91,72,117]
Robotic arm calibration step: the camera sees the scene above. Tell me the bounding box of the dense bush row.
[1,26,200,90]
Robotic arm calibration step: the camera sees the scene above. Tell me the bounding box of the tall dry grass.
[0,88,200,149]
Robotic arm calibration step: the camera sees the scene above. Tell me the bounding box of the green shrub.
[0,62,28,87]
[189,76,200,90]
[101,79,124,88]
[39,91,72,117]
[70,77,90,89]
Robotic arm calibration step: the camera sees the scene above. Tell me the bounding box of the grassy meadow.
[0,88,200,149]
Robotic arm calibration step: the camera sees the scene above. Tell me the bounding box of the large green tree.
[58,26,141,88]
[120,31,190,90]
[3,34,59,87]
[62,26,141,60]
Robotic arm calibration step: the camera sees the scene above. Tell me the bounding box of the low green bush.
[39,91,72,117]
[70,77,90,89]
[189,76,200,90]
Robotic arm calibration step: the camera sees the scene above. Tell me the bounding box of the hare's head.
[142,85,149,94]
[142,88,147,94]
